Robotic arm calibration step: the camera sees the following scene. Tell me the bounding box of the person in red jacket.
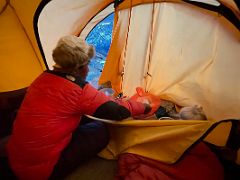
[7,35,153,180]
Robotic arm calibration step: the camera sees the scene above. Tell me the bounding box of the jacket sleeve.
[79,84,149,120]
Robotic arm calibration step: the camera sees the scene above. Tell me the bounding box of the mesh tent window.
[86,13,114,88]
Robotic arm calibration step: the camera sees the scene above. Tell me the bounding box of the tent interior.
[0,0,240,179]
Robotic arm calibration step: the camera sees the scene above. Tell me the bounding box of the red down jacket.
[7,71,146,180]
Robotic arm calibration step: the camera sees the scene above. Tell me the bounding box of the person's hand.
[130,87,161,116]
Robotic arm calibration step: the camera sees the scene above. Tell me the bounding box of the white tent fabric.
[114,2,240,120]
[80,4,114,40]
[37,0,113,69]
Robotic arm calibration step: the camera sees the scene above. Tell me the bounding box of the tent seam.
[8,2,45,71]
[121,0,133,92]
[144,1,156,91]
[0,0,10,15]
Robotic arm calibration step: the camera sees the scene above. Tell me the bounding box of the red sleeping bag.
[115,142,224,180]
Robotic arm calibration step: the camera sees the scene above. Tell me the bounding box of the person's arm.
[93,98,151,120]
[79,84,151,121]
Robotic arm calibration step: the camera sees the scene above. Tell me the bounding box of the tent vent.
[234,0,240,9]
[189,0,220,6]
[114,0,124,8]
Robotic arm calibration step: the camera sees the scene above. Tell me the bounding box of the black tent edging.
[33,0,52,70]
[183,0,240,31]
[176,119,240,164]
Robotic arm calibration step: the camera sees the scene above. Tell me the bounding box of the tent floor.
[0,156,117,180]
[65,157,117,180]
[1,154,240,179]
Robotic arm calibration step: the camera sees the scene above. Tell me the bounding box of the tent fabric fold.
[97,118,234,164]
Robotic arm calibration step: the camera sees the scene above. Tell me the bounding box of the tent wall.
[0,0,43,92]
[1,0,237,93]
[0,0,114,91]
[11,0,44,63]
[100,1,240,121]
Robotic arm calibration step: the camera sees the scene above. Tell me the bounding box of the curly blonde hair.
[52,35,95,73]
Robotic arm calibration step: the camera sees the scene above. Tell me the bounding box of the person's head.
[52,35,95,80]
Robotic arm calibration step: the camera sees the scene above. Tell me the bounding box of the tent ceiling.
[35,0,239,69]
[115,0,239,26]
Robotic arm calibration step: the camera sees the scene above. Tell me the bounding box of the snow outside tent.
[0,0,240,179]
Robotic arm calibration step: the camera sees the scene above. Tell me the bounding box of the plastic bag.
[130,87,161,116]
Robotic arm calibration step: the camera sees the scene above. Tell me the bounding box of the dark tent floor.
[65,157,117,180]
[0,156,117,180]
[1,148,240,179]
[65,154,240,180]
